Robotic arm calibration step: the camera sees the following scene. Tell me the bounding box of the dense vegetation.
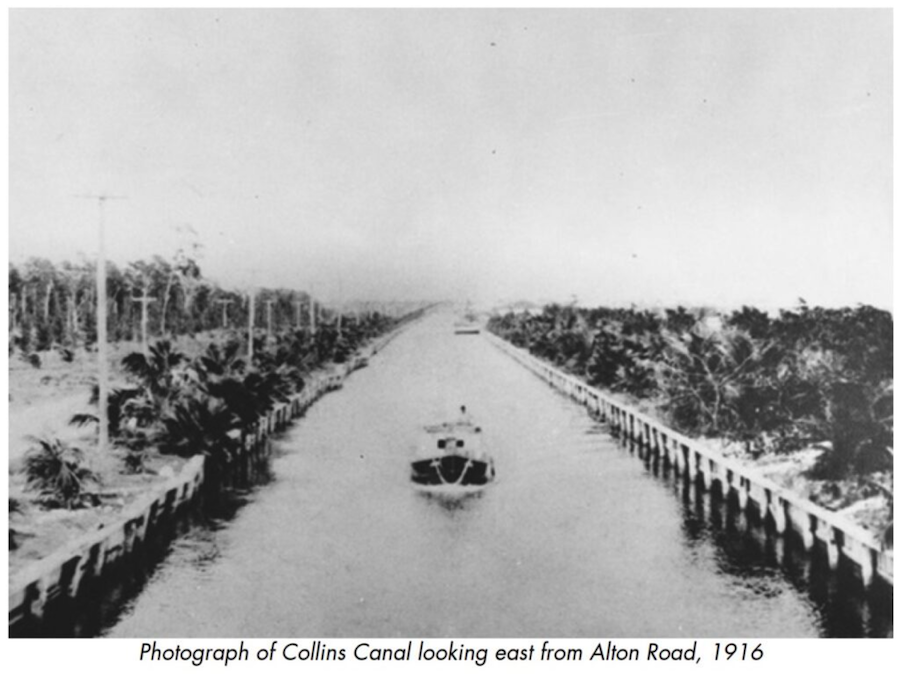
[488,303,893,488]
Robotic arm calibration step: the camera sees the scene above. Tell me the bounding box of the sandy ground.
[8,335,223,574]
[713,441,892,536]
[9,331,236,466]
[9,450,187,576]
[576,373,892,540]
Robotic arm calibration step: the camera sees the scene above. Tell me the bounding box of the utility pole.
[337,274,344,338]
[132,282,156,357]
[248,290,256,362]
[215,298,233,329]
[77,193,126,454]
[294,298,304,329]
[265,299,276,340]
[309,295,316,335]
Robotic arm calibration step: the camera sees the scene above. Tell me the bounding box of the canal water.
[105,312,889,637]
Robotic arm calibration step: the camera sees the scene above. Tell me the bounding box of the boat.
[453,322,481,335]
[453,305,482,334]
[410,413,495,495]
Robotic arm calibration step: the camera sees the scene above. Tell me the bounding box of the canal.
[104,311,888,637]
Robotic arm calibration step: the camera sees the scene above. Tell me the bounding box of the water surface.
[106,312,887,637]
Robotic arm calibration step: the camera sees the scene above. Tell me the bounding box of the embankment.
[487,332,893,591]
[8,324,410,636]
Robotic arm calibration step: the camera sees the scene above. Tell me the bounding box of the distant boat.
[411,416,495,496]
[453,311,481,334]
[453,323,481,335]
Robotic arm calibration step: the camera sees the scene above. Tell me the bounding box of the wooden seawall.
[487,332,893,590]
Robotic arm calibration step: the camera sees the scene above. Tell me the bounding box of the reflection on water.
[100,312,890,637]
[417,491,487,514]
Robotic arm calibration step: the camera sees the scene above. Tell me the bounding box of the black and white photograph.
[5,7,893,645]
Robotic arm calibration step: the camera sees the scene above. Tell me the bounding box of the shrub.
[23,437,98,508]
[155,396,240,471]
[122,446,150,474]
[71,386,152,439]
[121,340,188,416]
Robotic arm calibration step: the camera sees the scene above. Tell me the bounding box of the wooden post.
[736,477,749,510]
[248,290,255,362]
[859,550,876,588]
[792,508,816,550]
[265,299,276,339]
[767,492,787,533]
[133,283,156,357]
[77,193,125,454]
[294,299,304,329]
[819,523,841,570]
[96,201,108,453]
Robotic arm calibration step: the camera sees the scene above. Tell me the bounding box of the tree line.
[8,254,345,354]
[488,302,892,483]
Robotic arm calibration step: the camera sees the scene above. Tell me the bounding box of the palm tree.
[71,385,149,435]
[121,339,187,415]
[656,323,770,437]
[810,379,893,478]
[23,438,98,509]
[155,395,240,472]
[196,339,245,380]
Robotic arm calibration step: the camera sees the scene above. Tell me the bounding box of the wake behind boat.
[411,409,495,495]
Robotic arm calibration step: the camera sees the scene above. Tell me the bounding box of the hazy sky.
[8,9,892,309]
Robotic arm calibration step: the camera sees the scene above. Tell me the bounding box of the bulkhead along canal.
[99,311,888,637]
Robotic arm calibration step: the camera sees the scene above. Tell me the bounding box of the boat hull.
[411,454,494,488]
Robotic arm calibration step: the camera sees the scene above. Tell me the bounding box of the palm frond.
[69,413,99,427]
